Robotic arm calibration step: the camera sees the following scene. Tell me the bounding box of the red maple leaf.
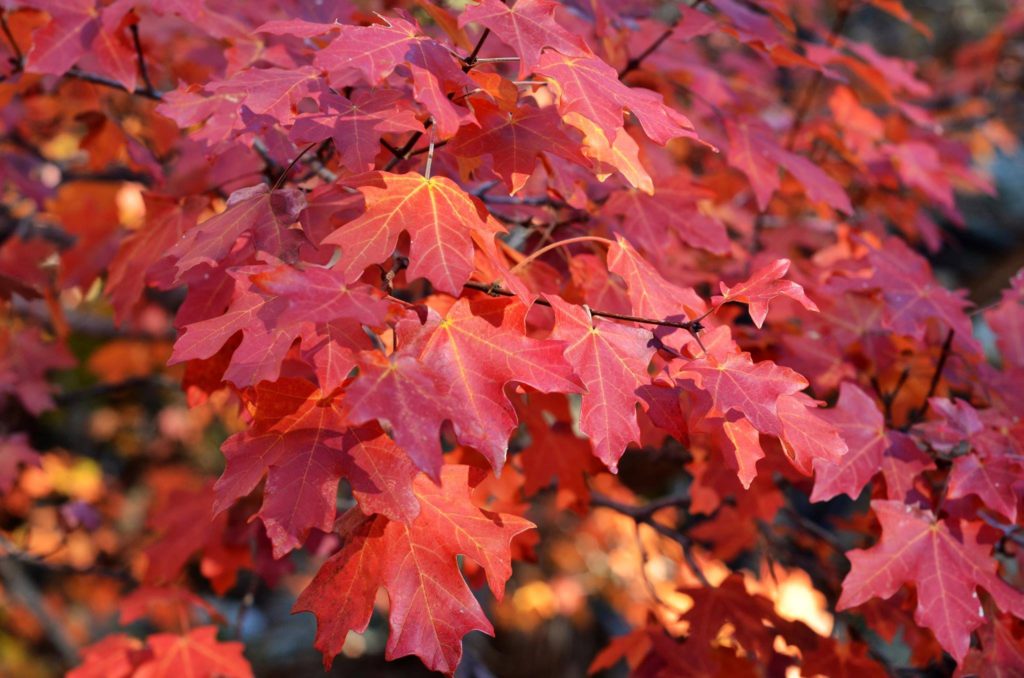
[712,258,818,328]
[293,465,533,676]
[547,295,654,470]
[321,172,500,295]
[838,500,1024,662]
[458,0,591,77]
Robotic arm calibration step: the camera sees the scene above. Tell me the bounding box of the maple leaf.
[866,237,979,350]
[293,465,533,676]
[673,327,808,437]
[777,392,847,476]
[605,237,706,350]
[208,66,321,123]
[143,483,251,593]
[68,633,147,678]
[107,195,204,323]
[448,98,588,194]
[679,574,809,663]
[170,261,388,386]
[313,15,475,136]
[604,178,730,255]
[134,626,253,678]
[321,172,499,295]
[838,500,1024,662]
[219,377,422,540]
[459,0,592,77]
[516,393,600,511]
[342,348,453,479]
[801,637,890,678]
[957,616,1024,678]
[880,431,935,503]
[985,269,1024,369]
[572,117,655,193]
[166,185,308,281]
[414,297,583,471]
[810,382,889,502]
[721,418,765,488]
[0,326,74,415]
[290,90,422,173]
[23,1,135,85]
[725,118,852,213]
[947,453,1022,523]
[547,295,654,471]
[536,51,699,146]
[712,258,818,328]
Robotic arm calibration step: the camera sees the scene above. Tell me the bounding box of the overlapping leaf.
[294,465,533,676]
[322,172,499,295]
[459,0,591,77]
[547,295,654,470]
[838,500,1024,661]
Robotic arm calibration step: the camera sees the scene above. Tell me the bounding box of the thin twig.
[617,0,706,79]
[591,493,710,587]
[618,28,675,79]
[462,27,492,70]
[0,557,80,665]
[463,280,703,334]
[271,142,318,191]
[905,328,955,427]
[783,4,851,151]
[1,11,24,64]
[384,130,425,171]
[65,67,164,101]
[751,3,850,253]
[129,23,155,96]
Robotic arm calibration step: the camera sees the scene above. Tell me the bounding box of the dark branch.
[463,280,703,335]
[590,493,710,587]
[905,328,955,427]
[462,27,492,71]
[65,66,164,101]
[1,11,24,64]
[129,23,156,96]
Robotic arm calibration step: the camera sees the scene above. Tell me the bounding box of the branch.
[462,280,704,335]
[12,297,176,341]
[461,27,492,71]
[1,11,24,64]
[129,22,156,97]
[65,66,163,101]
[783,4,851,151]
[0,536,82,666]
[905,328,955,427]
[383,129,425,171]
[618,28,675,79]
[0,534,135,583]
[617,0,706,79]
[590,493,710,587]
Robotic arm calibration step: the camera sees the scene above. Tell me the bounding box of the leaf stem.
[423,128,436,179]
[271,142,318,191]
